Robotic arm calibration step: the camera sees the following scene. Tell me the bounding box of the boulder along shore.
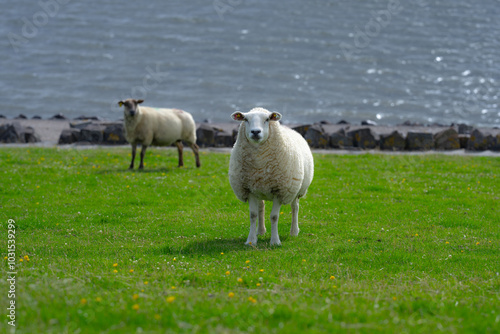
[1,115,499,153]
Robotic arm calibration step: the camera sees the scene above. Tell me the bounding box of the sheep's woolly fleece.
[229,109,314,205]
[124,106,197,146]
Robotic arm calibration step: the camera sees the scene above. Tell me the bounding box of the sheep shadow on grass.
[154,236,289,256]
[93,167,174,175]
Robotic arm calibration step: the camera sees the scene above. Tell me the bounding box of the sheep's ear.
[136,99,144,104]
[269,112,282,121]
[231,112,245,122]
[118,101,124,107]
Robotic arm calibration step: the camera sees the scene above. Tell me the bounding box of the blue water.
[1,0,499,126]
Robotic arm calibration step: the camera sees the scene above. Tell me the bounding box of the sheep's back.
[131,107,196,146]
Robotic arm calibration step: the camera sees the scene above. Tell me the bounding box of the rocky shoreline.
[1,115,499,153]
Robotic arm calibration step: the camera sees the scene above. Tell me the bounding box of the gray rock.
[232,128,240,143]
[400,120,423,126]
[50,113,67,120]
[80,124,106,144]
[406,132,434,151]
[488,134,500,151]
[196,123,216,147]
[14,114,27,119]
[329,129,353,149]
[74,115,101,121]
[458,135,469,149]
[457,123,474,135]
[380,131,405,151]
[0,123,24,143]
[434,128,460,150]
[214,131,233,147]
[305,124,329,148]
[466,129,488,151]
[70,121,93,129]
[347,128,377,149]
[24,126,41,143]
[0,122,41,143]
[32,115,42,119]
[361,120,377,126]
[58,128,81,144]
[103,123,127,145]
[291,124,311,137]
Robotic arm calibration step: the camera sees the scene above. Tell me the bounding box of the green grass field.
[0,147,499,333]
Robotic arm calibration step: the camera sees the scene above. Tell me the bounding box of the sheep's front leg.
[290,198,300,236]
[270,199,282,246]
[175,141,184,167]
[129,143,137,169]
[258,200,266,235]
[139,145,147,170]
[245,196,259,246]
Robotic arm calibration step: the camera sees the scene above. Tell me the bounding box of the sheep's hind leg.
[129,144,137,169]
[257,200,266,235]
[189,142,201,168]
[245,196,259,246]
[270,199,282,246]
[139,145,147,170]
[175,141,184,167]
[290,198,300,236]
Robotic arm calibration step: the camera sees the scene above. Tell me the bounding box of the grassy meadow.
[0,146,499,333]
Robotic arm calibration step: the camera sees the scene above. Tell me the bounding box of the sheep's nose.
[251,129,261,136]
[129,110,136,116]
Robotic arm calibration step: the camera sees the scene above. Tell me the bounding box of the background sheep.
[118,99,201,169]
[229,108,314,246]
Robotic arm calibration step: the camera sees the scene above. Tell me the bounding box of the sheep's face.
[118,99,144,119]
[232,108,282,145]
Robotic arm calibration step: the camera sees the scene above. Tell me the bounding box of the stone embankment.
[1,114,499,152]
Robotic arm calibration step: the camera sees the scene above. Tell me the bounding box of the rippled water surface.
[2,0,499,126]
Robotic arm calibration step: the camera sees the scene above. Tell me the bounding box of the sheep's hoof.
[270,239,282,246]
[128,165,134,170]
[245,240,257,247]
[258,228,266,235]
[290,230,299,236]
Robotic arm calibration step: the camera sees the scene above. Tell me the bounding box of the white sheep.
[228,108,314,246]
[118,99,201,169]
